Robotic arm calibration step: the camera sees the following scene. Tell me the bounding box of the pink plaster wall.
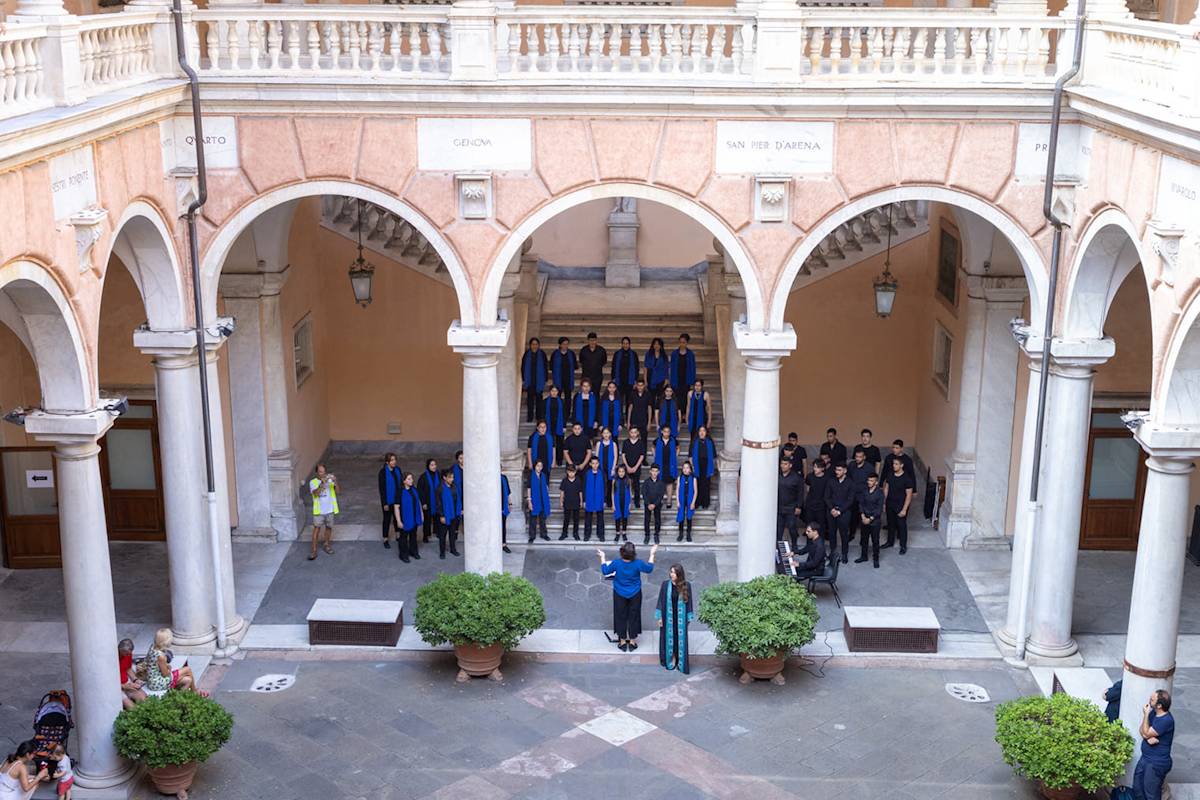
[531,198,713,268]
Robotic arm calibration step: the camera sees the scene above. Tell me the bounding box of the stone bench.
[1051,667,1113,714]
[307,599,404,647]
[843,606,940,653]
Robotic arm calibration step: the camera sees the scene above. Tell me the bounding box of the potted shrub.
[113,691,233,799]
[414,571,546,682]
[697,574,819,685]
[994,692,1134,800]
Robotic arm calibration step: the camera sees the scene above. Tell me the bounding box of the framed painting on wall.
[936,223,960,308]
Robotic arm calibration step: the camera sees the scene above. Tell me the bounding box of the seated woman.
[0,740,49,800]
[145,629,207,698]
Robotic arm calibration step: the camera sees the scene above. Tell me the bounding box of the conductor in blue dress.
[597,541,658,652]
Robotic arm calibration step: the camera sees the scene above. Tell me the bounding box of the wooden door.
[99,400,165,541]
[1079,410,1147,551]
[0,447,61,568]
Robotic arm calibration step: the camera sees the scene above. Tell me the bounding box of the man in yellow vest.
[308,463,339,561]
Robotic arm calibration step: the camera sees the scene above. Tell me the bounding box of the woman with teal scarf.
[656,563,695,673]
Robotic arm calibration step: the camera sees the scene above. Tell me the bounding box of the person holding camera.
[308,463,339,560]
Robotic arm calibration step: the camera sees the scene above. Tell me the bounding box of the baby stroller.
[32,690,73,776]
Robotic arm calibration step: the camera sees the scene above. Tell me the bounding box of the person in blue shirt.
[526,460,552,543]
[550,337,578,408]
[594,427,619,508]
[685,379,710,438]
[452,450,464,514]
[612,464,632,543]
[690,425,716,510]
[521,337,549,423]
[598,541,658,652]
[377,453,404,551]
[655,426,679,508]
[543,385,568,466]
[416,458,440,544]
[644,337,668,407]
[574,379,598,437]
[500,473,512,555]
[393,471,423,562]
[675,461,697,542]
[527,419,555,476]
[599,381,623,441]
[583,456,607,542]
[436,468,462,560]
[612,336,640,408]
[1134,690,1175,800]
[669,333,697,394]
[657,385,680,437]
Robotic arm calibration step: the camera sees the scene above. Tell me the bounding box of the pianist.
[779,522,827,581]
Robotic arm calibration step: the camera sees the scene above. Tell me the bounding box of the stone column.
[946,277,1027,548]
[717,278,748,535]
[999,328,1044,649]
[1116,424,1200,773]
[204,338,245,639]
[498,270,526,544]
[219,270,297,541]
[24,411,136,793]
[449,322,510,575]
[734,324,797,580]
[1026,336,1114,662]
[134,329,219,647]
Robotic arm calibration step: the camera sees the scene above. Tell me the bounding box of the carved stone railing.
[495,8,757,78]
[193,6,452,76]
[78,11,157,97]
[1079,19,1199,117]
[0,23,52,121]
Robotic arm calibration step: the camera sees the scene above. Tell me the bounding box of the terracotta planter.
[738,651,787,685]
[1035,782,1082,800]
[147,761,199,799]
[454,642,505,682]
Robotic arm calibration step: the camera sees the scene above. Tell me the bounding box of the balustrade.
[193,8,451,76]
[79,13,156,96]
[0,24,50,120]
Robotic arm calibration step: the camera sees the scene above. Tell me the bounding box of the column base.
[170,626,218,648]
[224,614,248,642]
[1025,636,1082,664]
[943,516,973,549]
[74,764,139,797]
[270,512,299,541]
[996,626,1019,649]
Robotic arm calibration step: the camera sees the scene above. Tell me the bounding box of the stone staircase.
[320,195,454,287]
[516,308,732,547]
[793,200,929,285]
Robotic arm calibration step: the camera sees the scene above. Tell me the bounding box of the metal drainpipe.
[172,0,228,656]
[1009,0,1088,666]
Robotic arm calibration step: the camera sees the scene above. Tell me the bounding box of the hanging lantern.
[348,198,375,308]
[873,204,899,318]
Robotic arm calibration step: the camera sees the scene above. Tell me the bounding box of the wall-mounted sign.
[1155,155,1200,227]
[715,121,834,175]
[25,469,54,489]
[417,118,532,171]
[49,147,97,221]
[1014,123,1094,183]
[159,116,239,172]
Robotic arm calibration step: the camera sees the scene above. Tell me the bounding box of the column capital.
[448,320,511,355]
[1012,324,1114,366]
[133,322,231,359]
[24,407,117,447]
[734,322,797,359]
[1129,419,1200,466]
[218,268,290,299]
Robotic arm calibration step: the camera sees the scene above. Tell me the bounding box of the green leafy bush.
[994,693,1134,793]
[414,571,546,650]
[113,691,233,769]
[697,574,819,660]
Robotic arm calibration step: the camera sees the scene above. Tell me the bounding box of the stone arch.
[1061,208,1148,340]
[771,186,1049,330]
[105,201,190,332]
[0,260,92,412]
[481,182,768,330]
[1156,290,1200,426]
[199,180,472,325]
